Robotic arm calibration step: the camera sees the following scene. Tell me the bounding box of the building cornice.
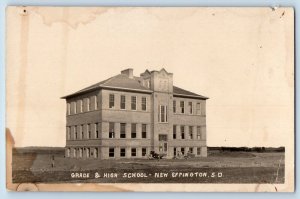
[101,86,153,94]
[173,93,209,100]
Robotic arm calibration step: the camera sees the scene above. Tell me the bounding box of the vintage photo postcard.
[6,6,294,192]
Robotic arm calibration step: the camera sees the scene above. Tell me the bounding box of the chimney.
[121,68,133,79]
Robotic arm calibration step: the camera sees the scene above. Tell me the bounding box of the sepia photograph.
[5,6,294,192]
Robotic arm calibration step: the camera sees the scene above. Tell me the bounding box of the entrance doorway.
[159,134,168,154]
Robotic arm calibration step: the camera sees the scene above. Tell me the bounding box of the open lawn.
[12,148,284,184]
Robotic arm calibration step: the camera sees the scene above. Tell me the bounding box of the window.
[142,148,147,156]
[173,125,177,139]
[67,103,71,115]
[181,147,185,155]
[196,102,201,115]
[197,147,201,155]
[109,123,115,138]
[94,148,98,158]
[181,126,185,139]
[74,126,77,140]
[142,124,147,138]
[131,148,137,157]
[197,126,201,140]
[173,100,176,113]
[80,125,83,139]
[94,96,98,110]
[131,96,137,110]
[89,97,92,110]
[79,100,83,113]
[67,127,71,140]
[131,123,136,138]
[141,97,147,111]
[73,102,77,114]
[120,95,126,109]
[87,98,90,111]
[120,148,126,157]
[79,148,83,158]
[173,148,177,156]
[109,148,114,157]
[189,126,193,139]
[180,101,185,113]
[87,124,91,139]
[189,147,193,153]
[66,148,70,157]
[159,105,168,123]
[188,102,193,114]
[95,123,99,138]
[120,123,126,138]
[159,134,168,141]
[73,148,76,158]
[86,148,90,158]
[109,94,114,108]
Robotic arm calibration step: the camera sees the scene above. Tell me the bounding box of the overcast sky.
[6,7,294,147]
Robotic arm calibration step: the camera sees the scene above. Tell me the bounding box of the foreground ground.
[12,149,284,184]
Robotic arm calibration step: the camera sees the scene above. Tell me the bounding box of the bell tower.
[140,68,174,158]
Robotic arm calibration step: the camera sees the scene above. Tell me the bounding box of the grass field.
[12,148,284,184]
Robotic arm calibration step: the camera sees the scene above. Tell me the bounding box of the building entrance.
[158,134,168,154]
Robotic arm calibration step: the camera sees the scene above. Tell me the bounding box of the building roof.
[61,73,208,100]
[173,86,208,99]
[61,74,152,99]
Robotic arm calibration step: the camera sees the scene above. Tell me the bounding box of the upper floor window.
[173,100,176,113]
[109,122,115,138]
[196,102,201,115]
[79,100,83,113]
[159,105,168,123]
[75,126,79,140]
[120,95,126,110]
[142,124,147,138]
[109,94,115,108]
[131,123,137,138]
[67,103,71,115]
[147,81,151,88]
[120,123,126,138]
[67,127,71,140]
[95,123,99,138]
[80,125,83,139]
[173,125,177,139]
[131,96,137,110]
[189,126,193,139]
[87,124,91,139]
[73,102,77,114]
[94,96,98,110]
[181,125,185,139]
[159,134,168,141]
[180,101,185,114]
[87,98,90,111]
[188,102,193,114]
[197,126,201,140]
[141,97,147,111]
[89,97,92,110]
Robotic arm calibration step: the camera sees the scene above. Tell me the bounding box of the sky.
[6,7,294,147]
